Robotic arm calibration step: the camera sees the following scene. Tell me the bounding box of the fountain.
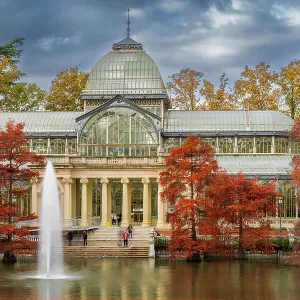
[38,161,64,279]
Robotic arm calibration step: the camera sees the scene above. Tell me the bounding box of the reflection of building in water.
[0,17,298,229]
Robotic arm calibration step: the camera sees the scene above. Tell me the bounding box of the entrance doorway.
[131,189,143,225]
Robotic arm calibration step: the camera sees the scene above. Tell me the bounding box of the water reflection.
[1,258,300,300]
[38,279,63,300]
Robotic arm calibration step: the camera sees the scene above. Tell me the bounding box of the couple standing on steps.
[122,224,133,247]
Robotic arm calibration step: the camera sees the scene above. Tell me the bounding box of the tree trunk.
[237,214,246,259]
[2,251,17,264]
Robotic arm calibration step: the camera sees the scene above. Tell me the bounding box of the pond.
[0,258,299,299]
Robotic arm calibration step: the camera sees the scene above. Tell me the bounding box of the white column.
[156,178,165,228]
[30,177,39,216]
[142,177,150,227]
[121,177,130,227]
[100,177,109,226]
[80,178,88,227]
[62,177,73,220]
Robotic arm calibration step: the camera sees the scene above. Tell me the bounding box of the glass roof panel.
[0,112,83,132]
[84,51,167,95]
[217,155,291,175]
[164,111,292,132]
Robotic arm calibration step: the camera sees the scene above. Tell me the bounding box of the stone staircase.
[82,226,152,247]
[63,246,149,258]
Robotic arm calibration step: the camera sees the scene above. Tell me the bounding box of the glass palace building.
[0,33,297,229]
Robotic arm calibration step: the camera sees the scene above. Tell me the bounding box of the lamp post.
[278,197,283,237]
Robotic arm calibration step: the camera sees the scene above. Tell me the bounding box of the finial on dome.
[126,8,130,37]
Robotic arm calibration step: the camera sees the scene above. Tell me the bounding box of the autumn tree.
[0,82,46,112]
[278,60,300,119]
[234,62,280,110]
[160,136,218,259]
[200,172,278,258]
[0,121,43,263]
[0,57,21,94]
[200,73,236,110]
[290,118,300,185]
[45,67,89,111]
[166,68,203,110]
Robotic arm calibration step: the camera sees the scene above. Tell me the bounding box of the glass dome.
[80,106,159,157]
[83,50,167,95]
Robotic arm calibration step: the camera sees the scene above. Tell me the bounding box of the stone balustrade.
[45,155,164,166]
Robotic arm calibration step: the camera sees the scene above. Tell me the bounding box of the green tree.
[0,37,24,63]
[0,82,46,112]
[45,67,89,111]
[167,68,203,110]
[234,62,280,110]
[278,60,300,119]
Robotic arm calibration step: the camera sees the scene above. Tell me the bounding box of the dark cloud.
[1,0,300,90]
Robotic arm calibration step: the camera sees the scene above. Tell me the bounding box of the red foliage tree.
[200,172,278,258]
[159,136,218,259]
[291,118,300,185]
[0,121,43,263]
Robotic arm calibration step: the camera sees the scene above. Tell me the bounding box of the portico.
[30,173,167,228]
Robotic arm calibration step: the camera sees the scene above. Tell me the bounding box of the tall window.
[219,138,234,154]
[256,137,272,153]
[164,138,180,153]
[201,138,216,150]
[275,138,288,153]
[151,180,158,218]
[50,139,65,154]
[238,137,253,153]
[67,139,77,154]
[280,183,296,218]
[32,139,48,154]
[92,179,102,217]
[80,107,158,157]
[292,141,300,154]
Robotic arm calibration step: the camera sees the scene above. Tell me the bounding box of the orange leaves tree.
[201,173,278,258]
[0,121,43,263]
[160,136,218,258]
[166,68,203,110]
[234,62,280,110]
[290,118,300,185]
[45,66,88,111]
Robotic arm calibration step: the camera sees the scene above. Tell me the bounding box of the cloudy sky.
[1,0,300,90]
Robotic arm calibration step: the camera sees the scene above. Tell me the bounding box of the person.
[113,212,117,226]
[67,231,73,246]
[117,212,122,226]
[111,211,116,226]
[127,224,133,238]
[122,230,129,247]
[83,229,88,246]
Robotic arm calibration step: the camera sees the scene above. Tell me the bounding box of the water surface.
[0,258,299,299]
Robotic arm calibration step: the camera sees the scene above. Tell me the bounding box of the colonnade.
[30,176,167,228]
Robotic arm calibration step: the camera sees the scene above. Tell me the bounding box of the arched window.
[219,138,234,154]
[275,138,288,153]
[201,138,216,150]
[80,107,158,157]
[256,137,271,153]
[238,137,253,153]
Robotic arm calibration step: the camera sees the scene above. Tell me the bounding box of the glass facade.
[80,107,158,157]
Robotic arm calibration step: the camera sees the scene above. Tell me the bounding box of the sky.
[1,0,300,90]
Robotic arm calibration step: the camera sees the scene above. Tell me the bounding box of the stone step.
[63,246,149,257]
